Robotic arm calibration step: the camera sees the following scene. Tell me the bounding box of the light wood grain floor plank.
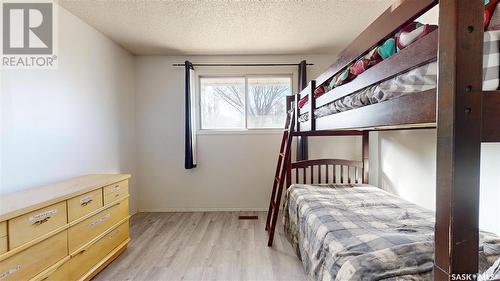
[92,211,307,281]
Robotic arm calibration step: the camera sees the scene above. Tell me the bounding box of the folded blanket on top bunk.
[298,30,500,123]
[283,184,500,281]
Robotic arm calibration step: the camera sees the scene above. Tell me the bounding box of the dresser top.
[0,174,131,221]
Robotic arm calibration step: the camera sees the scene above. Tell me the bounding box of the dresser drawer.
[67,221,129,280]
[103,180,128,205]
[0,222,6,238]
[8,202,67,249]
[0,230,67,281]
[68,199,128,254]
[0,237,7,255]
[67,189,103,222]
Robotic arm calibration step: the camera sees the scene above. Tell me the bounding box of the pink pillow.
[485,9,492,29]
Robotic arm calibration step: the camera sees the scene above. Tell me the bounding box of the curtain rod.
[172,63,314,67]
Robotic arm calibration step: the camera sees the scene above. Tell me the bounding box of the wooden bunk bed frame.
[268,0,500,280]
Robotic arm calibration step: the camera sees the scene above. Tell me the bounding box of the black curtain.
[296,60,308,161]
[184,61,197,169]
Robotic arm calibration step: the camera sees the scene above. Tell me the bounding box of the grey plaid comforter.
[299,30,500,123]
[283,184,500,281]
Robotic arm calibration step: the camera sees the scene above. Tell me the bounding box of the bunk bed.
[265,0,500,280]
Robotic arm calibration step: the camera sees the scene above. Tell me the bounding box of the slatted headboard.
[287,159,364,187]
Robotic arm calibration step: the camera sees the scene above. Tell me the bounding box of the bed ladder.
[265,108,295,247]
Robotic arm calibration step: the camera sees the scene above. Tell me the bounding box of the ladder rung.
[271,201,276,209]
[279,153,285,157]
[275,177,280,183]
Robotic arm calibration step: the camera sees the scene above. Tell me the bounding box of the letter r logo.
[2,3,53,55]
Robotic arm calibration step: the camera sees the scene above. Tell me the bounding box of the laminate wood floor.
[93,212,308,281]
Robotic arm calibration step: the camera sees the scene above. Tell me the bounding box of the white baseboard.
[137,207,268,213]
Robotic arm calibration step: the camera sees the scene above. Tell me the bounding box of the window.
[200,76,292,130]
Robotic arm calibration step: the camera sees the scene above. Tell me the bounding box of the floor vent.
[238,215,259,220]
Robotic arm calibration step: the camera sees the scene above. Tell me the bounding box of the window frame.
[195,68,297,135]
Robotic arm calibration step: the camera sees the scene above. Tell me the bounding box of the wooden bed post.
[434,0,483,280]
[295,95,300,133]
[286,95,294,189]
[297,61,309,161]
[307,81,317,131]
[362,131,369,184]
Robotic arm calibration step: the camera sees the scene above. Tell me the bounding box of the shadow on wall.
[376,131,500,235]
[376,130,437,211]
[379,171,397,195]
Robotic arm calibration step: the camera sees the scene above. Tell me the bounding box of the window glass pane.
[200,77,245,129]
[247,77,291,129]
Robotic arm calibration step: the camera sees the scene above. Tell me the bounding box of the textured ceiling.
[58,0,396,55]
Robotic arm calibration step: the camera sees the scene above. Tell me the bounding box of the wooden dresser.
[0,174,131,281]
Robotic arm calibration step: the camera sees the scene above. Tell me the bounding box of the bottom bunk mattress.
[283,184,500,281]
[298,30,500,123]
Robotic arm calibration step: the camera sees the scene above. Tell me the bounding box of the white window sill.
[197,129,284,135]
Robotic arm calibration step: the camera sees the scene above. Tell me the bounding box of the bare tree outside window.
[213,86,245,114]
[200,76,291,130]
[200,77,245,129]
[248,77,290,128]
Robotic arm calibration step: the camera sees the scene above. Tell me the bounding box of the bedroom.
[0,0,499,280]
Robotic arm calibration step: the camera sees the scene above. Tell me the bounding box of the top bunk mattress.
[299,30,500,123]
[283,184,500,281]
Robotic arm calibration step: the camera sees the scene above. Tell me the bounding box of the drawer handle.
[33,217,51,225]
[29,209,57,225]
[88,213,111,228]
[80,195,94,206]
[0,265,21,280]
[81,199,93,206]
[86,200,121,229]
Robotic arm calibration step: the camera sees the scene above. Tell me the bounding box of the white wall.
[374,130,437,211]
[479,144,500,234]
[0,5,138,212]
[135,54,362,212]
[372,130,500,235]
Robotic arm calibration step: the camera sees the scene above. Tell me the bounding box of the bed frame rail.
[315,89,437,131]
[287,159,364,187]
